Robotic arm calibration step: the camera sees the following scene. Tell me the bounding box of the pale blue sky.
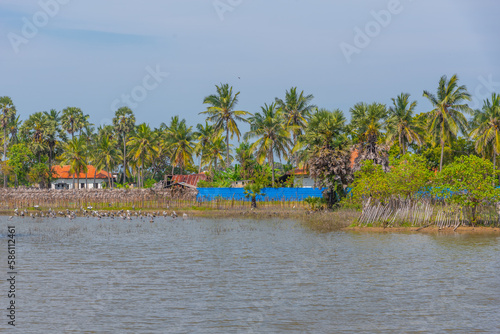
[1,0,499,133]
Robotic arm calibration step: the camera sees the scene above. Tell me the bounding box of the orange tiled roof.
[52,165,112,179]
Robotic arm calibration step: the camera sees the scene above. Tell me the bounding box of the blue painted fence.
[196,187,326,202]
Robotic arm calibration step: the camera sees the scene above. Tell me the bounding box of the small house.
[290,168,315,188]
[51,165,114,189]
[231,180,252,188]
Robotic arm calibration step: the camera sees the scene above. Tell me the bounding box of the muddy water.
[0,216,499,333]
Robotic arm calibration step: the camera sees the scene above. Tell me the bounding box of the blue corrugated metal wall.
[196,188,326,201]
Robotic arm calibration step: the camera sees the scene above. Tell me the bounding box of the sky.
[1,0,500,135]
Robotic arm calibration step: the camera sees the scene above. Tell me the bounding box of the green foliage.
[351,160,389,203]
[143,178,156,188]
[7,143,34,185]
[304,196,327,211]
[244,180,265,208]
[432,155,500,223]
[351,154,432,202]
[27,163,50,188]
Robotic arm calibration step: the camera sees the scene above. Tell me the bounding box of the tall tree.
[0,96,16,187]
[200,83,251,168]
[386,93,423,155]
[423,74,471,171]
[470,93,500,181]
[20,112,49,163]
[112,107,136,183]
[193,122,218,174]
[275,87,315,147]
[128,123,158,187]
[59,137,87,190]
[61,107,85,140]
[43,109,63,186]
[165,117,194,175]
[94,132,119,188]
[350,102,390,173]
[203,132,227,173]
[245,103,292,186]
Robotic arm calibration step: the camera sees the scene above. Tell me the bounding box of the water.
[0,216,499,333]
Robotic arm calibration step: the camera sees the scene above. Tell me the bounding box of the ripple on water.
[0,216,499,333]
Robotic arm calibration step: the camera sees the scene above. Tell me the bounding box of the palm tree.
[43,109,62,186]
[112,107,136,183]
[203,133,227,173]
[94,133,119,188]
[165,118,194,175]
[470,93,500,180]
[59,137,87,190]
[301,108,347,150]
[193,122,218,173]
[244,103,292,187]
[423,74,471,171]
[20,112,49,163]
[350,102,387,144]
[127,123,158,187]
[81,124,95,189]
[275,87,316,147]
[61,107,85,140]
[200,83,251,168]
[0,96,16,187]
[386,93,423,155]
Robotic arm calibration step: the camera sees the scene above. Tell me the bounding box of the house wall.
[51,179,107,189]
[293,176,315,188]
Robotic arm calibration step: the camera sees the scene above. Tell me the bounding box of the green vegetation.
[0,74,499,220]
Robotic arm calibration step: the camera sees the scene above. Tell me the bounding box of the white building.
[51,165,114,189]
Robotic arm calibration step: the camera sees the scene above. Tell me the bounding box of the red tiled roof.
[52,165,113,179]
[290,168,308,176]
[171,174,207,187]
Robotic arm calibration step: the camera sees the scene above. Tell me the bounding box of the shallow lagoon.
[0,216,499,333]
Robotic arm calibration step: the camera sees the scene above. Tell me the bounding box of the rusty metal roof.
[171,174,207,187]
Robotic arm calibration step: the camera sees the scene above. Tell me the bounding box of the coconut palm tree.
[203,132,227,173]
[200,83,251,168]
[59,137,87,190]
[20,112,50,163]
[112,107,136,183]
[81,124,96,189]
[470,93,500,180]
[193,122,218,174]
[0,96,16,187]
[94,133,119,188]
[244,103,292,187]
[423,74,471,171]
[163,117,194,175]
[386,93,423,155]
[61,107,85,140]
[275,87,316,147]
[127,123,158,187]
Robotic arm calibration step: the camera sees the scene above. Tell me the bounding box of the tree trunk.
[270,147,275,187]
[48,145,53,189]
[439,139,445,172]
[73,174,75,190]
[198,153,203,174]
[106,162,110,189]
[226,124,230,169]
[494,144,498,186]
[123,135,127,184]
[3,127,7,188]
[251,196,257,208]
